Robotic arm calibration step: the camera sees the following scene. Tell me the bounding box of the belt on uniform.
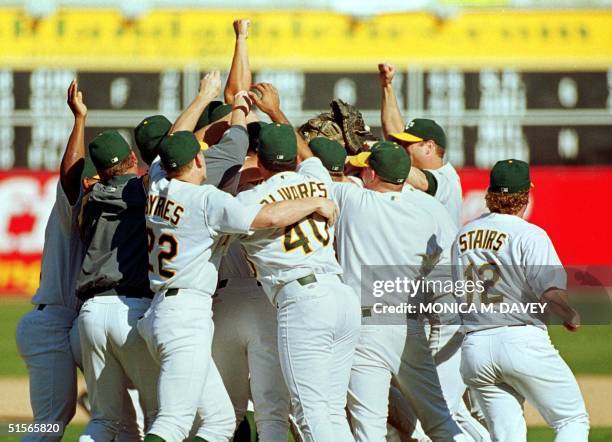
[295,274,344,286]
[296,274,318,286]
[360,305,418,320]
[37,304,46,311]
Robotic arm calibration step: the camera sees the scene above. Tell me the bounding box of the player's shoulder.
[297,157,331,180]
[235,182,265,203]
[331,180,365,204]
[515,218,551,243]
[402,184,445,209]
[462,212,547,239]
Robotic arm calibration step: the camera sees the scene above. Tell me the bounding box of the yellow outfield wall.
[0,8,611,71]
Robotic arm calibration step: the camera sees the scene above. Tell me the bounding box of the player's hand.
[248,83,281,117]
[199,71,222,101]
[67,79,87,119]
[563,309,580,332]
[233,90,253,115]
[378,63,396,87]
[315,198,340,227]
[233,18,250,39]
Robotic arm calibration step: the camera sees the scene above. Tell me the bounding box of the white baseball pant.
[16,305,80,442]
[419,323,491,442]
[212,278,290,441]
[137,289,235,442]
[347,322,466,442]
[461,325,589,442]
[77,296,159,442]
[274,274,360,442]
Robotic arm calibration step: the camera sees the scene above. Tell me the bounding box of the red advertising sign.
[460,166,612,266]
[1,167,611,295]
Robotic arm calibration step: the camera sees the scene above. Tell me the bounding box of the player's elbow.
[251,206,278,230]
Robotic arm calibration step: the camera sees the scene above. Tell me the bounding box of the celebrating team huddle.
[16,18,590,442]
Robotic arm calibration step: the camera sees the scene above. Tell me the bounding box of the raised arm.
[378,63,405,139]
[249,82,313,160]
[407,167,432,192]
[224,19,252,104]
[251,197,338,230]
[230,91,253,129]
[170,71,221,133]
[60,80,87,205]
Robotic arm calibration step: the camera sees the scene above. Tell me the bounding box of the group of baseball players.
[16,18,590,442]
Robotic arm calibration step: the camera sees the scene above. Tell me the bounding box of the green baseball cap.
[88,131,131,170]
[80,156,98,180]
[247,121,268,151]
[195,101,232,131]
[258,123,297,163]
[390,118,446,149]
[309,137,346,173]
[348,141,410,184]
[134,115,172,165]
[489,159,534,193]
[158,131,202,170]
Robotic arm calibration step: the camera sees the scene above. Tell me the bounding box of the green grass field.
[1,297,610,441]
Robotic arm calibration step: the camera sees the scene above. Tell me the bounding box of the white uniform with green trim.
[452,213,589,441]
[423,162,463,229]
[137,159,261,442]
[406,162,490,441]
[331,182,466,442]
[235,157,360,442]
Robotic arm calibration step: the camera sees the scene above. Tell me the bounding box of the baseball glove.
[298,112,345,147]
[330,99,377,154]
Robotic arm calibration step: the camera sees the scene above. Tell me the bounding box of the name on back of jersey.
[458,228,508,253]
[146,194,185,226]
[259,181,328,204]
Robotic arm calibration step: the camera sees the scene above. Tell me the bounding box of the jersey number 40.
[283,216,330,254]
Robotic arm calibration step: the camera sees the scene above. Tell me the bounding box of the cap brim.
[347,152,372,168]
[389,132,424,143]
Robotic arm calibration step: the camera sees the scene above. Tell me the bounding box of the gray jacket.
[76,174,152,300]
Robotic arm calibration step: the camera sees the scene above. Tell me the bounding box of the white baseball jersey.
[423,162,463,229]
[332,183,458,308]
[31,181,84,311]
[145,160,260,296]
[236,157,343,299]
[452,212,566,331]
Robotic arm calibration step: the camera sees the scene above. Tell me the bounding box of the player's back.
[146,161,256,296]
[236,157,342,294]
[453,212,565,329]
[332,183,457,290]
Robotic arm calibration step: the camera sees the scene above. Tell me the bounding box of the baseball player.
[378,64,490,441]
[137,90,339,442]
[229,113,361,440]
[335,141,466,442]
[452,159,589,442]
[212,239,291,441]
[308,137,362,186]
[15,80,87,442]
[379,63,462,229]
[76,129,161,442]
